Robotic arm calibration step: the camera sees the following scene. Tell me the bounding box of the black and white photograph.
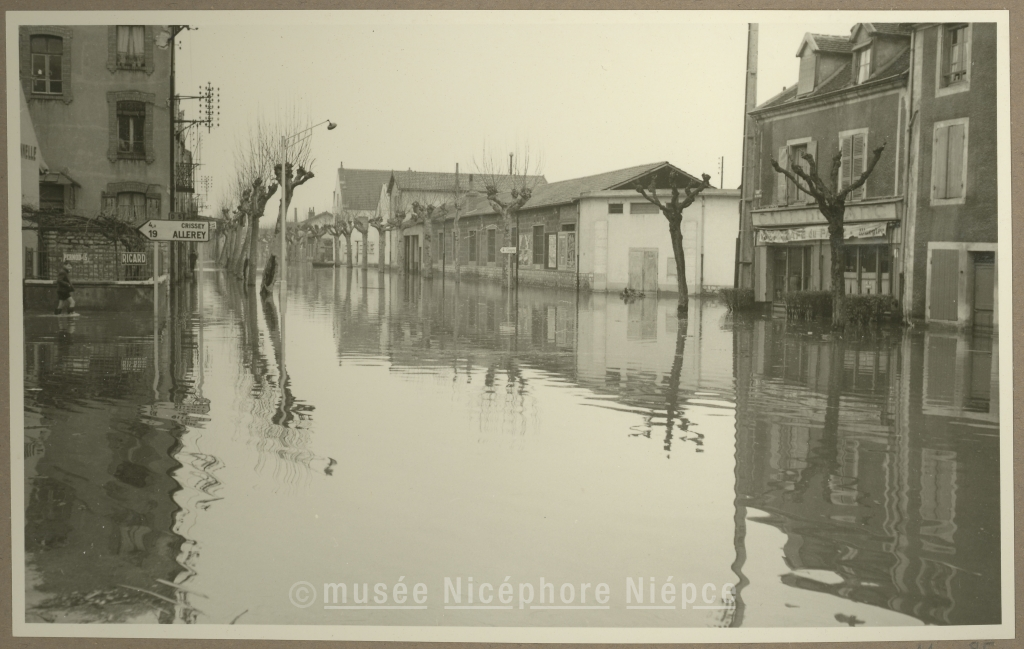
[7,9,1013,644]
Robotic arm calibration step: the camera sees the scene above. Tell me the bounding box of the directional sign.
[499,246,517,254]
[138,219,210,243]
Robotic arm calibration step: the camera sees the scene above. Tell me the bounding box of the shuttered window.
[840,132,868,201]
[933,121,967,201]
[776,140,817,205]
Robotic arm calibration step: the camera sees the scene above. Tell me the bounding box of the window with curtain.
[943,25,969,86]
[117,101,146,157]
[116,26,145,69]
[30,35,63,94]
[118,192,146,222]
[856,47,872,84]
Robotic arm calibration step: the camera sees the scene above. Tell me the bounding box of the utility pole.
[736,23,759,290]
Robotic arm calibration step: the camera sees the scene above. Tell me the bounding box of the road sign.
[138,220,210,243]
[500,246,517,254]
[120,252,147,265]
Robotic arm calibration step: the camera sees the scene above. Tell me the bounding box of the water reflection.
[22,268,1000,627]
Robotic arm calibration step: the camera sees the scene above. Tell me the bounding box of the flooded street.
[22,266,1001,627]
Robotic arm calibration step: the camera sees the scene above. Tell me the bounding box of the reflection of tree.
[661,317,693,455]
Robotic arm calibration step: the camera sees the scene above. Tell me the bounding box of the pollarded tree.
[477,145,543,287]
[633,172,712,318]
[770,140,886,327]
[410,200,448,279]
[352,216,370,270]
[334,213,357,267]
[368,214,397,272]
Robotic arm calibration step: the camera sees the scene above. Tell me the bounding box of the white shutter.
[851,134,866,201]
[933,125,949,199]
[946,123,965,199]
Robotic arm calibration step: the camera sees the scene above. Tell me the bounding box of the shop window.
[844,244,891,295]
[532,225,545,265]
[772,246,812,300]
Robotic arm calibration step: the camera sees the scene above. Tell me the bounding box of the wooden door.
[642,250,658,293]
[929,249,959,321]
[973,253,995,328]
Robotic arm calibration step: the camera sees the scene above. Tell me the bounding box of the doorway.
[627,248,658,293]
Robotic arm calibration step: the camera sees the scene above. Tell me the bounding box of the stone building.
[19,24,174,307]
[736,22,999,329]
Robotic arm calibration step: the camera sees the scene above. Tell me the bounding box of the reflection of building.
[24,314,186,622]
[731,319,1000,625]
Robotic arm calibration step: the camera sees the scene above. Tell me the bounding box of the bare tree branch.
[837,141,887,201]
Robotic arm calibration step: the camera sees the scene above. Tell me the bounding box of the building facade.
[903,23,998,328]
[739,22,998,329]
[19,25,174,297]
[744,24,911,310]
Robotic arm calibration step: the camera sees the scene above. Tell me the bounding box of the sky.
[172,14,862,222]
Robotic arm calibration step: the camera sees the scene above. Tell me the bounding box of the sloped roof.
[755,44,911,113]
[462,162,702,217]
[337,168,393,212]
[867,23,913,36]
[337,166,547,212]
[809,34,853,54]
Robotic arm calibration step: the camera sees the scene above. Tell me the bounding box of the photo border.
[3,3,1017,647]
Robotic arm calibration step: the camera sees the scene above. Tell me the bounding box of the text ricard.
[289,576,736,611]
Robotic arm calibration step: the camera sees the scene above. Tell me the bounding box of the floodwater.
[21,265,1002,627]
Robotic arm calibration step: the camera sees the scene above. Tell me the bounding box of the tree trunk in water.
[669,221,689,317]
[333,235,340,267]
[245,216,261,285]
[361,230,369,270]
[453,220,461,284]
[829,227,846,328]
[345,235,353,268]
[232,224,249,277]
[395,230,405,276]
[501,216,512,288]
[422,221,433,279]
[377,231,386,272]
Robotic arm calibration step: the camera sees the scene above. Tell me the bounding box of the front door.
[628,248,659,293]
[972,251,995,329]
[929,249,959,322]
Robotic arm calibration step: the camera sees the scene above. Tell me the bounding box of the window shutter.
[840,136,853,190]
[946,123,965,199]
[851,134,866,200]
[805,140,818,201]
[933,125,949,199]
[776,146,788,205]
[147,197,160,220]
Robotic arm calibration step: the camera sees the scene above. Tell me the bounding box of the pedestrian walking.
[55,263,76,315]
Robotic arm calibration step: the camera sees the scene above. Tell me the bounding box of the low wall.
[24,279,159,312]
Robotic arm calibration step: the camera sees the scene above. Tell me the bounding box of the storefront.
[755,220,896,303]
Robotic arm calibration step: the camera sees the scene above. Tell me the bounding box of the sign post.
[137,219,211,243]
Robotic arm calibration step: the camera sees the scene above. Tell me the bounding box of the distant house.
[415,162,738,295]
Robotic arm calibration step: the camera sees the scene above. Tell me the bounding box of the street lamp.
[278,119,336,297]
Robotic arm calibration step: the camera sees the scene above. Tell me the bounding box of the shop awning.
[39,170,80,187]
[756,221,889,245]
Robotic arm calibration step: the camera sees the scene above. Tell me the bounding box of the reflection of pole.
[153,241,160,400]
[279,135,288,382]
